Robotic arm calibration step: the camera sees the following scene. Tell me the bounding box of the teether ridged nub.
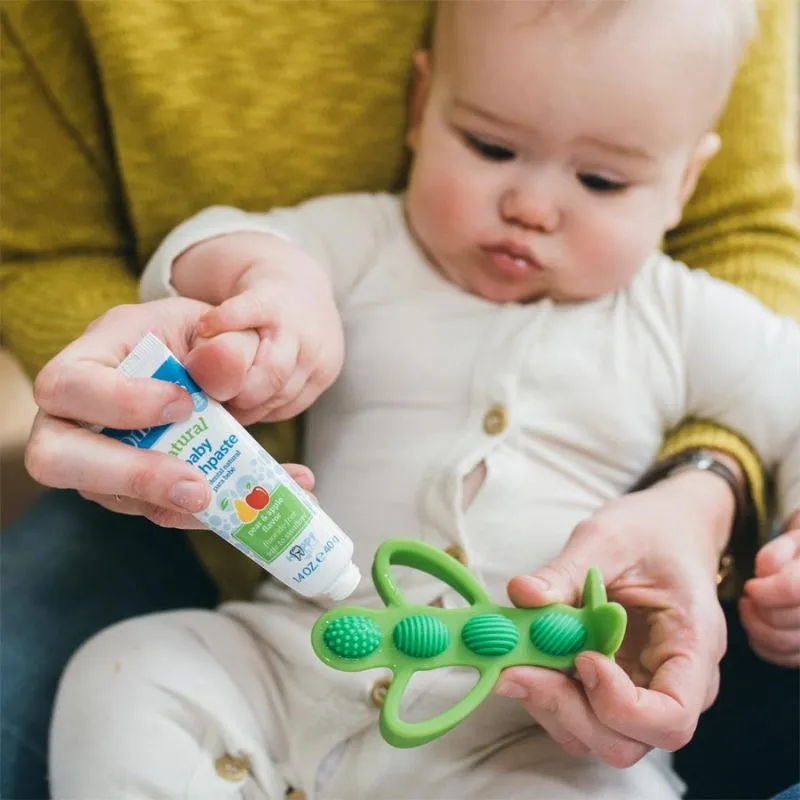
[323,615,382,659]
[392,614,450,659]
[461,614,519,656]
[529,613,587,656]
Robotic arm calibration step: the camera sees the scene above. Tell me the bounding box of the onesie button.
[445,545,468,567]
[370,676,392,707]
[482,404,508,435]
[215,753,248,782]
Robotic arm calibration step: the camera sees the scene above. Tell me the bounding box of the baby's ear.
[407,50,432,152]
[668,132,721,228]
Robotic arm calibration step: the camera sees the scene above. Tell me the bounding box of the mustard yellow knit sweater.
[2,1,799,587]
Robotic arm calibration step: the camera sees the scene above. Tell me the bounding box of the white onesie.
[50,193,800,800]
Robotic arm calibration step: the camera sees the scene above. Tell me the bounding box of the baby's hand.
[740,511,800,668]
[183,238,345,427]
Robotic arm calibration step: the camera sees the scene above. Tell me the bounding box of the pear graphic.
[234,498,258,523]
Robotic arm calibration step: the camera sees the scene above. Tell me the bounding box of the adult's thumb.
[508,529,606,609]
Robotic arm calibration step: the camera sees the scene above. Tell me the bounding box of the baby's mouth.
[481,242,544,279]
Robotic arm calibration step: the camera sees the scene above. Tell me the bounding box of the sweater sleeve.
[660,0,800,529]
[0,3,139,379]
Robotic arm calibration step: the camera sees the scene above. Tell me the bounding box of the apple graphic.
[245,486,270,510]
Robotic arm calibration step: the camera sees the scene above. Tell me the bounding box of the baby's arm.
[140,193,399,305]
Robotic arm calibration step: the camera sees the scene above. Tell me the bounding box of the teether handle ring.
[372,538,492,609]
[380,665,502,748]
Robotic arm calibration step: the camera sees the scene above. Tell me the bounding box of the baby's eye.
[463,132,516,162]
[579,173,628,193]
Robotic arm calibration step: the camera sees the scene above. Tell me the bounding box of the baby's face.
[405,1,726,303]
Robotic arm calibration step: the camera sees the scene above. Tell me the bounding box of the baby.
[52,1,800,798]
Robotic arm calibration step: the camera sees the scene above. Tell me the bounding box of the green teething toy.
[311,538,627,748]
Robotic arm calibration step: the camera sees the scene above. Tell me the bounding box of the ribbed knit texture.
[2,1,798,591]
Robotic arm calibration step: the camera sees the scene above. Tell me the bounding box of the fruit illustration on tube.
[234,498,258,523]
[246,486,270,510]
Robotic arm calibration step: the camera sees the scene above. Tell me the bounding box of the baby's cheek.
[410,165,479,247]
[576,216,651,294]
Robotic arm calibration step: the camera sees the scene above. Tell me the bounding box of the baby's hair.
[427,0,758,66]
[426,0,757,125]
[530,0,756,60]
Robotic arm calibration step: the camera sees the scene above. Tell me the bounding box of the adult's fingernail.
[495,679,527,700]
[162,399,193,424]
[576,657,598,691]
[170,480,208,512]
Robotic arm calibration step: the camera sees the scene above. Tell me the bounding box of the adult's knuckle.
[24,433,58,484]
[783,578,800,605]
[111,378,145,420]
[95,303,137,329]
[661,721,696,752]
[773,629,800,654]
[558,736,589,758]
[145,505,179,529]
[572,517,607,541]
[596,706,628,732]
[713,607,728,661]
[32,364,63,410]
[596,742,644,769]
[751,642,787,667]
[127,463,159,500]
[534,690,560,717]
[670,615,702,653]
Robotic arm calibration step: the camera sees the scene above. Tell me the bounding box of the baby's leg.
[431,729,684,800]
[50,609,290,799]
[324,690,683,800]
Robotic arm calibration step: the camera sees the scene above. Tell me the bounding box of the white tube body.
[101,333,360,601]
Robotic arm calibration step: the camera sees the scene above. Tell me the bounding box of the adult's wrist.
[655,467,736,558]
[630,447,753,585]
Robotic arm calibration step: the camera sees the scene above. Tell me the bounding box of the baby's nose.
[500,182,560,233]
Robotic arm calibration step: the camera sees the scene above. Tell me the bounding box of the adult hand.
[495,469,733,768]
[740,511,800,667]
[25,298,314,528]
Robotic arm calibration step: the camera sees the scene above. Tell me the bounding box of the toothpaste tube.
[101,333,361,601]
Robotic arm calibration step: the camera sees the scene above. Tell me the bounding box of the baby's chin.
[465,275,612,305]
[453,280,546,305]
[462,269,554,305]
